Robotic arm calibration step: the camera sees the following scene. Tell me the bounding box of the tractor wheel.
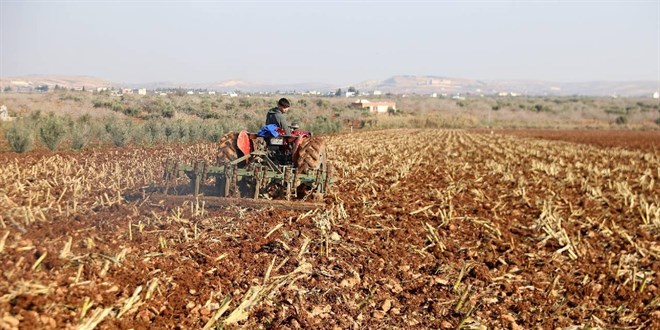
[216,132,240,165]
[252,136,267,153]
[295,137,327,173]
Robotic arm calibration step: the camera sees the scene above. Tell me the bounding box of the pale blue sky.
[1,1,658,84]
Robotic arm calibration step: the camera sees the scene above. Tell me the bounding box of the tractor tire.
[216,132,240,165]
[295,137,327,173]
[252,136,267,153]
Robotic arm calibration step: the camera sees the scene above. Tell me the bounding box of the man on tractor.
[212,97,328,199]
[265,98,292,136]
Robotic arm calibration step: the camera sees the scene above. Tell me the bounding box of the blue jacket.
[257,124,280,138]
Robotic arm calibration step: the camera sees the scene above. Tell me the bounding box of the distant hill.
[1,74,657,96]
[0,75,115,91]
[354,75,658,97]
[354,75,487,95]
[204,80,336,93]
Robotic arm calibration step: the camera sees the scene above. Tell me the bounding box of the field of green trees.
[0,90,658,153]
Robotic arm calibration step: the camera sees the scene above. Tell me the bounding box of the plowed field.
[1,129,658,329]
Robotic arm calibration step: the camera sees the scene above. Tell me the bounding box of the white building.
[351,99,396,113]
[653,91,659,99]
[138,88,147,95]
[0,105,8,120]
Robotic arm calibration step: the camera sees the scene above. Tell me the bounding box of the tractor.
[162,125,332,209]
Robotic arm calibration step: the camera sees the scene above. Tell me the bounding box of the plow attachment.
[148,194,326,211]
[162,150,333,210]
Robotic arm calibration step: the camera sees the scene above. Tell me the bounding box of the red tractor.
[208,126,331,200]
[219,126,324,168]
[164,125,333,207]
[162,125,332,208]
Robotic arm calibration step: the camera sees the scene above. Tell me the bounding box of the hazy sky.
[1,1,658,85]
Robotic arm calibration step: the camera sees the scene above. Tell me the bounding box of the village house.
[351,99,396,114]
[0,105,14,122]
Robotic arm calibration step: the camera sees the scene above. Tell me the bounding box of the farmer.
[265,98,292,136]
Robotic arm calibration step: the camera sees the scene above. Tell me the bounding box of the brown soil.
[493,129,660,153]
[1,129,658,329]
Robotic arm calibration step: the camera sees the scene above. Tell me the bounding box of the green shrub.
[164,124,175,142]
[188,123,200,142]
[143,98,174,116]
[199,110,220,119]
[162,107,176,118]
[30,110,42,121]
[615,116,628,125]
[92,99,114,108]
[605,106,625,115]
[176,121,187,141]
[143,119,162,144]
[59,94,83,102]
[123,107,142,117]
[655,117,660,126]
[111,103,124,113]
[206,123,224,142]
[246,119,262,133]
[198,123,210,141]
[70,119,93,150]
[4,120,35,153]
[105,120,130,147]
[39,114,67,151]
[239,98,253,109]
[307,116,342,134]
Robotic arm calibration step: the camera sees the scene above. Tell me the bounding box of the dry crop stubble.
[325,129,658,328]
[0,129,658,329]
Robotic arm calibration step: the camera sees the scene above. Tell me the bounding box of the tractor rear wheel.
[216,132,240,165]
[295,137,327,173]
[294,137,331,200]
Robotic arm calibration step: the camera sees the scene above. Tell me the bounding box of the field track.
[1,129,658,329]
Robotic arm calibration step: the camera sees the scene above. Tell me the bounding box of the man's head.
[277,98,291,113]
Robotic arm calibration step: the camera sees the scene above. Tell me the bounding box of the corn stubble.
[0,129,658,329]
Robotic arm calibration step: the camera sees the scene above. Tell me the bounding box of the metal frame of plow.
[163,152,332,203]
